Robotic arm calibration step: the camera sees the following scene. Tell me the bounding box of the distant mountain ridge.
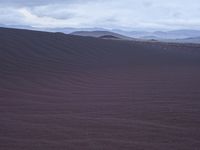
[70,30,200,44]
[115,29,200,40]
[70,31,134,40]
[99,35,120,39]
[172,36,200,44]
[1,24,200,43]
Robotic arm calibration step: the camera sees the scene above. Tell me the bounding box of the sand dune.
[0,27,200,150]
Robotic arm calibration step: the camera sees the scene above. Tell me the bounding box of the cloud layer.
[0,0,200,30]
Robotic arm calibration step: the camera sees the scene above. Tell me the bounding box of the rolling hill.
[70,30,133,40]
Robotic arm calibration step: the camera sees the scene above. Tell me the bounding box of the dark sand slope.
[0,27,200,150]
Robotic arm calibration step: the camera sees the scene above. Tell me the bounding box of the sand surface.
[0,28,200,150]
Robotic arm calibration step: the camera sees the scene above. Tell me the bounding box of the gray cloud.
[0,0,200,30]
[1,0,77,6]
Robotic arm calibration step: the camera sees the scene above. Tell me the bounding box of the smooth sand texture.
[0,27,200,150]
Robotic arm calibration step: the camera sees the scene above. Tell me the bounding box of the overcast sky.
[0,0,200,31]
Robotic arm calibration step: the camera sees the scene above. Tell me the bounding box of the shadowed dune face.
[0,27,200,150]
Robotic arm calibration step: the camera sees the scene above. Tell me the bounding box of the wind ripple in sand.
[0,28,200,150]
